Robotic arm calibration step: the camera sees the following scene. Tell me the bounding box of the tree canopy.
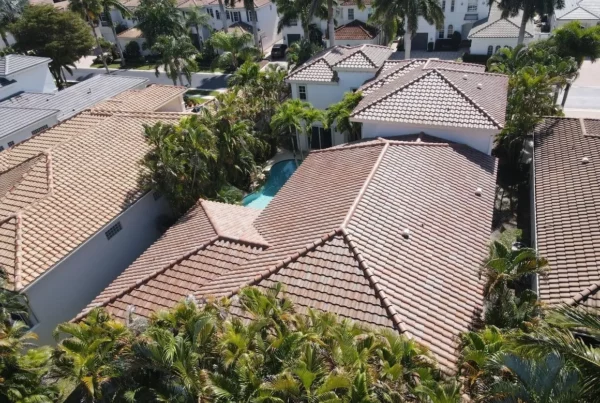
[9,5,95,87]
[134,0,186,47]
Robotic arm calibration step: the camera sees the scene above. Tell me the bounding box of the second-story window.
[441,0,446,11]
[246,10,256,21]
[215,10,220,19]
[450,0,455,12]
[288,18,298,26]
[226,10,230,19]
[232,11,241,22]
[348,8,354,20]
[438,28,444,39]
[447,24,453,38]
[487,45,493,55]
[299,85,307,100]
[208,8,214,17]
[467,0,478,12]
[367,8,372,19]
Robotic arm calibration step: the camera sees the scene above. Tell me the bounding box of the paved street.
[65,67,230,90]
[561,60,600,118]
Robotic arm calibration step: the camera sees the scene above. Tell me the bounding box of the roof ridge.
[287,57,333,80]
[341,142,389,228]
[470,17,533,38]
[333,49,377,69]
[340,228,408,333]
[566,281,600,305]
[73,235,221,322]
[219,229,341,300]
[200,199,269,247]
[360,60,419,92]
[433,67,507,77]
[351,69,432,116]
[309,139,386,153]
[435,69,502,128]
[13,213,23,290]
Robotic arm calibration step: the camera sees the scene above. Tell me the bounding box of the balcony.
[464,13,479,21]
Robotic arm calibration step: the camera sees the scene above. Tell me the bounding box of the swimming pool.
[243,159,298,209]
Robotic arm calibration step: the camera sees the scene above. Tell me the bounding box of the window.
[298,85,307,100]
[226,10,230,19]
[7,141,14,147]
[467,0,478,12]
[215,10,220,19]
[208,8,214,17]
[447,24,453,38]
[310,126,332,149]
[335,8,341,18]
[487,45,493,55]
[367,8,372,19]
[441,0,446,10]
[348,8,354,20]
[105,221,123,240]
[495,45,501,52]
[246,10,256,21]
[450,0,455,12]
[31,125,48,135]
[288,18,298,26]
[438,28,445,39]
[232,11,241,22]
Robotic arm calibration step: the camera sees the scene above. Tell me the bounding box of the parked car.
[271,44,288,59]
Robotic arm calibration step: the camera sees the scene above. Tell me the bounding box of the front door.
[311,126,332,149]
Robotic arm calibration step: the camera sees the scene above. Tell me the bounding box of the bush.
[93,53,114,65]
[461,51,490,65]
[115,22,128,34]
[124,41,143,63]
[435,38,454,51]
[195,41,216,68]
[427,41,434,51]
[451,30,462,49]
[97,37,112,52]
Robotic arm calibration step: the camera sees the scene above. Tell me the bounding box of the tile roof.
[556,0,600,19]
[469,2,534,38]
[533,117,600,307]
[0,107,58,139]
[287,44,394,82]
[83,137,497,371]
[0,75,149,122]
[92,85,186,112]
[328,19,379,40]
[352,59,508,129]
[0,55,51,77]
[222,21,254,35]
[0,85,188,290]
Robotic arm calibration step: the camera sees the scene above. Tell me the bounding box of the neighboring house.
[116,27,149,56]
[468,1,538,55]
[0,84,188,344]
[551,0,600,29]
[350,58,509,155]
[324,20,382,47]
[287,44,393,149]
[532,117,600,309]
[79,135,497,372]
[281,0,376,46]
[0,67,152,149]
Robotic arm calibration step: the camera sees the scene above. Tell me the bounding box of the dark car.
[270,44,288,60]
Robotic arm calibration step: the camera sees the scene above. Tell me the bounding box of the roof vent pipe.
[463,74,468,80]
[402,228,410,239]
[477,83,482,89]
[582,156,590,164]
[475,187,482,196]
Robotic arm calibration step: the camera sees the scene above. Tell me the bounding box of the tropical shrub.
[124,40,143,63]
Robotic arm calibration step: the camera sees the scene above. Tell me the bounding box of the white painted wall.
[158,95,185,112]
[324,37,379,47]
[469,37,533,54]
[0,113,58,150]
[359,120,498,154]
[25,192,171,345]
[1,63,57,96]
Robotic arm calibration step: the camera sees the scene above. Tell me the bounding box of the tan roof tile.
[533,117,600,306]
[328,20,379,41]
[84,137,497,372]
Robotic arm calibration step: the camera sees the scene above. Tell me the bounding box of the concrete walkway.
[560,60,600,118]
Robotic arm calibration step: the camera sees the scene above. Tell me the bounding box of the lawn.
[91,61,155,70]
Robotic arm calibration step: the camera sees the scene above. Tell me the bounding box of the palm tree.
[69,0,111,73]
[51,308,130,402]
[275,0,327,40]
[134,0,186,47]
[99,0,132,67]
[0,0,27,47]
[494,0,565,46]
[308,0,342,47]
[326,90,363,143]
[551,21,600,67]
[151,35,199,85]
[227,59,261,87]
[209,31,260,70]
[185,6,210,50]
[370,0,443,58]
[271,98,323,159]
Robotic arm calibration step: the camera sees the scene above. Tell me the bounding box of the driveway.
[65,67,230,90]
[561,60,600,118]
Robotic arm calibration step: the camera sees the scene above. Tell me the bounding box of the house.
[350,59,509,155]
[79,135,497,372]
[0,67,153,149]
[324,20,382,47]
[0,84,188,344]
[551,0,600,29]
[0,55,57,101]
[468,1,538,55]
[281,0,376,46]
[532,117,600,309]
[286,44,393,149]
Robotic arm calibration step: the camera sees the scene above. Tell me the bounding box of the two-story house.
[287,44,394,149]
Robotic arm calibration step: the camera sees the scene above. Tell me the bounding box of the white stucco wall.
[359,120,498,155]
[1,63,57,96]
[1,114,58,150]
[25,192,171,345]
[324,37,379,47]
[157,95,185,112]
[469,37,533,54]
[290,70,375,110]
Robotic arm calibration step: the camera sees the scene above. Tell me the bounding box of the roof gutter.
[530,129,540,296]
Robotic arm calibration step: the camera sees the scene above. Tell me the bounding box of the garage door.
[287,34,301,45]
[411,33,428,51]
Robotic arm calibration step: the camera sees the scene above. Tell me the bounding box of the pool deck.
[264,148,297,172]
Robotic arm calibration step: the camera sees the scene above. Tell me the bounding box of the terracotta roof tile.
[533,117,600,306]
[0,86,187,289]
[329,20,379,41]
[85,137,497,372]
[353,60,508,129]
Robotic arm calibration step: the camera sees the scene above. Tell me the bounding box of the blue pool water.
[243,159,298,209]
